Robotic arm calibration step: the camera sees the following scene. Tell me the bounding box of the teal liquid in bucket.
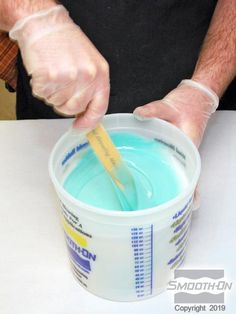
[63,132,188,211]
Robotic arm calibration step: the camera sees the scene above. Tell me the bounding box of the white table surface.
[0,112,235,314]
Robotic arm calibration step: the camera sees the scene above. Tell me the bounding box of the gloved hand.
[133,79,219,147]
[9,5,110,129]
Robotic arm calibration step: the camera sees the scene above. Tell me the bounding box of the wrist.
[1,1,58,31]
[9,5,71,45]
[191,72,225,98]
[15,1,57,22]
[179,79,219,112]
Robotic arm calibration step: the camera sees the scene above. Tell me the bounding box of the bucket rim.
[48,113,201,218]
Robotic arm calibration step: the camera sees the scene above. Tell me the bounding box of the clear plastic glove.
[133,79,219,148]
[9,5,110,129]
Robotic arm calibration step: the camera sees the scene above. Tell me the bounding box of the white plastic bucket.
[49,113,201,302]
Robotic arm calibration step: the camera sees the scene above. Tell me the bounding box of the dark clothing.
[16,0,236,119]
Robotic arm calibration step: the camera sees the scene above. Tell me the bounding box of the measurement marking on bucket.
[131,225,153,298]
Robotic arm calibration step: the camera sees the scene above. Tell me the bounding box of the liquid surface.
[63,132,188,211]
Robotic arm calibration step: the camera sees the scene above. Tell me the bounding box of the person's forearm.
[192,0,236,97]
[0,0,58,31]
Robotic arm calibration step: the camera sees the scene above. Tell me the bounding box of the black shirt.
[16,0,236,119]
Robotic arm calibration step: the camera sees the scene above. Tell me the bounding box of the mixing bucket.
[49,113,201,301]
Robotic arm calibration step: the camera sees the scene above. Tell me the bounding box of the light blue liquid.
[63,132,188,211]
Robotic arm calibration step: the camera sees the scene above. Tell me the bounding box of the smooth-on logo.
[168,269,232,304]
[62,217,96,273]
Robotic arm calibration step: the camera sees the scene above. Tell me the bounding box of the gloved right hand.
[133,79,219,148]
[9,5,110,129]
